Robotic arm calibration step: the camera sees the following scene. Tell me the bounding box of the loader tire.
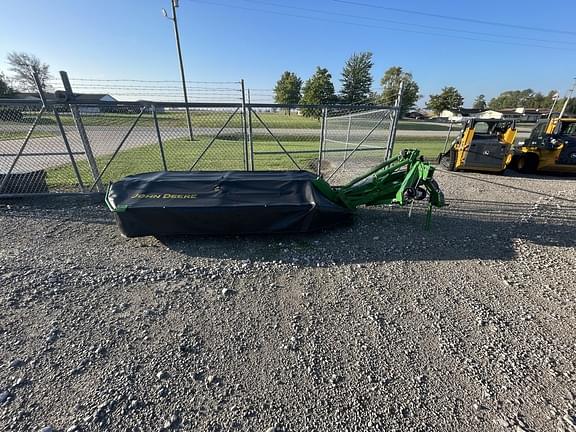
[448,148,457,171]
[516,154,538,174]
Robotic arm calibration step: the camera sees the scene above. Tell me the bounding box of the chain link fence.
[322,108,394,184]
[0,98,398,196]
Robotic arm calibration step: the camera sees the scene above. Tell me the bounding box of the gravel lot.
[1,169,576,431]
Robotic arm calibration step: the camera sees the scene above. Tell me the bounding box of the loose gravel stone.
[12,376,26,387]
[9,358,25,368]
[156,370,169,380]
[0,390,11,404]
[1,175,575,431]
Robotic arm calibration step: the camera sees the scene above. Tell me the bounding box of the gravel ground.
[1,169,576,431]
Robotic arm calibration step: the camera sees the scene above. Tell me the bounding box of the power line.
[239,0,576,46]
[189,0,576,51]
[51,78,240,84]
[44,79,245,102]
[51,85,241,92]
[330,0,576,37]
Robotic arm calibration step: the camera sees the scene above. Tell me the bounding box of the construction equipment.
[438,118,517,174]
[106,149,444,237]
[508,117,576,173]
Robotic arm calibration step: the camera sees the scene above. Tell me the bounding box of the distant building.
[135,100,164,113]
[73,94,117,113]
[440,107,553,122]
[11,92,43,101]
[404,110,427,120]
[439,108,482,122]
[11,92,117,113]
[477,110,504,119]
[497,108,549,122]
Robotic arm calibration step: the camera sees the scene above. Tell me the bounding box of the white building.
[477,110,503,119]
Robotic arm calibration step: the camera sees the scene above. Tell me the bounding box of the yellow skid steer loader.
[509,117,576,174]
[438,118,517,174]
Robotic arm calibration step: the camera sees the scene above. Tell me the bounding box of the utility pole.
[547,92,560,120]
[558,77,576,121]
[163,0,194,141]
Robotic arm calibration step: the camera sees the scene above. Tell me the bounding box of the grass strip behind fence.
[7,111,459,131]
[45,136,446,188]
[0,131,56,141]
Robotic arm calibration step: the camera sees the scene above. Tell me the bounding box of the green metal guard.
[313,149,444,224]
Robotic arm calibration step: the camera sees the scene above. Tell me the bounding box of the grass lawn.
[39,111,459,132]
[50,111,322,129]
[47,137,319,188]
[46,136,446,188]
[395,137,446,159]
[0,131,55,141]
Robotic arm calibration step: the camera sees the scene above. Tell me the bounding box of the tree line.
[273,51,467,118]
[273,52,420,118]
[274,51,576,117]
[426,87,576,116]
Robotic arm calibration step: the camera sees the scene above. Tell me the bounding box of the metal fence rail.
[0,97,399,197]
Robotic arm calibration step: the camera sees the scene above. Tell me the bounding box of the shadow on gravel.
[160,202,576,265]
[3,193,575,265]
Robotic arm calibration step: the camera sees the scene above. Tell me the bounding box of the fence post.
[59,71,103,192]
[32,69,86,192]
[247,89,254,171]
[318,107,328,177]
[240,79,249,171]
[385,80,404,160]
[152,105,168,171]
[52,107,85,192]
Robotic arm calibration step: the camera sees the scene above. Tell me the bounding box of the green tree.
[489,88,567,110]
[530,92,546,108]
[426,86,464,115]
[564,98,576,115]
[300,67,336,118]
[0,72,14,97]
[472,94,487,110]
[487,88,574,113]
[489,89,532,109]
[488,89,564,110]
[273,71,302,115]
[340,52,373,104]
[379,66,420,115]
[7,52,51,91]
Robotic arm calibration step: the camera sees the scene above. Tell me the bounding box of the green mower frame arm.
[313,149,445,210]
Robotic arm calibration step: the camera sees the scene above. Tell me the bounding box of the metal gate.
[0,76,400,197]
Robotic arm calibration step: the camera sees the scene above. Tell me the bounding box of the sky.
[1,0,576,106]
